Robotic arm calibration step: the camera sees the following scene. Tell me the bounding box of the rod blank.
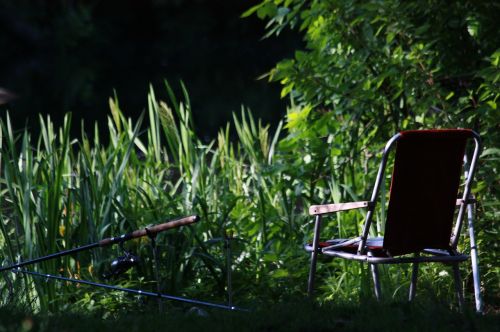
[15,269,247,311]
[0,215,199,272]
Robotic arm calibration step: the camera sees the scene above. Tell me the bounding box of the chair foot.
[307,251,318,297]
[471,255,483,313]
[409,260,419,302]
[468,205,483,313]
[307,215,322,298]
[453,263,465,311]
[370,263,382,301]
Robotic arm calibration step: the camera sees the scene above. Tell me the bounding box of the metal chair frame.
[306,131,483,312]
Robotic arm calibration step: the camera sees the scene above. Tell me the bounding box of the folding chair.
[305,129,483,312]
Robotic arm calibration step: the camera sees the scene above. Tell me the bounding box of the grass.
[0,300,499,332]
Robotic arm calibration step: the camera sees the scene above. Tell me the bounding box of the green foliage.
[0,83,307,312]
[0,1,498,315]
[0,81,493,313]
[250,0,500,304]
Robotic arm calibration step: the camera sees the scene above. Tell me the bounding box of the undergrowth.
[0,299,499,332]
[0,82,498,314]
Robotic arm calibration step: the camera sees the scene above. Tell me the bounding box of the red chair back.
[383,129,473,255]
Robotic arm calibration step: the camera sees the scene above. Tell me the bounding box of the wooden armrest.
[309,201,371,215]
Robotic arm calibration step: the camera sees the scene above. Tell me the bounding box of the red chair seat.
[307,237,388,257]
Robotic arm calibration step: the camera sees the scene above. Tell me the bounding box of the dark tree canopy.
[0,0,301,137]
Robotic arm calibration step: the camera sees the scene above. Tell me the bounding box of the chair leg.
[452,263,465,311]
[307,215,322,298]
[370,263,382,301]
[308,251,318,297]
[408,262,419,302]
[470,252,483,313]
[467,202,483,313]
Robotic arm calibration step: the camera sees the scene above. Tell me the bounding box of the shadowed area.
[0,0,301,138]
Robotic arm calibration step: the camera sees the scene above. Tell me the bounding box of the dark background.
[0,0,301,139]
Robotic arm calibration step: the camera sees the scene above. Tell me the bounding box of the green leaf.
[271,269,289,278]
[241,3,266,18]
[386,31,396,44]
[481,148,500,157]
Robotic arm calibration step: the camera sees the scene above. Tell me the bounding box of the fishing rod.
[14,269,247,312]
[0,215,199,273]
[1,214,248,311]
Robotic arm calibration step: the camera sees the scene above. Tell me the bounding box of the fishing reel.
[103,243,140,279]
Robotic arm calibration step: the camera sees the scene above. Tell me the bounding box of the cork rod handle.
[99,215,200,247]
